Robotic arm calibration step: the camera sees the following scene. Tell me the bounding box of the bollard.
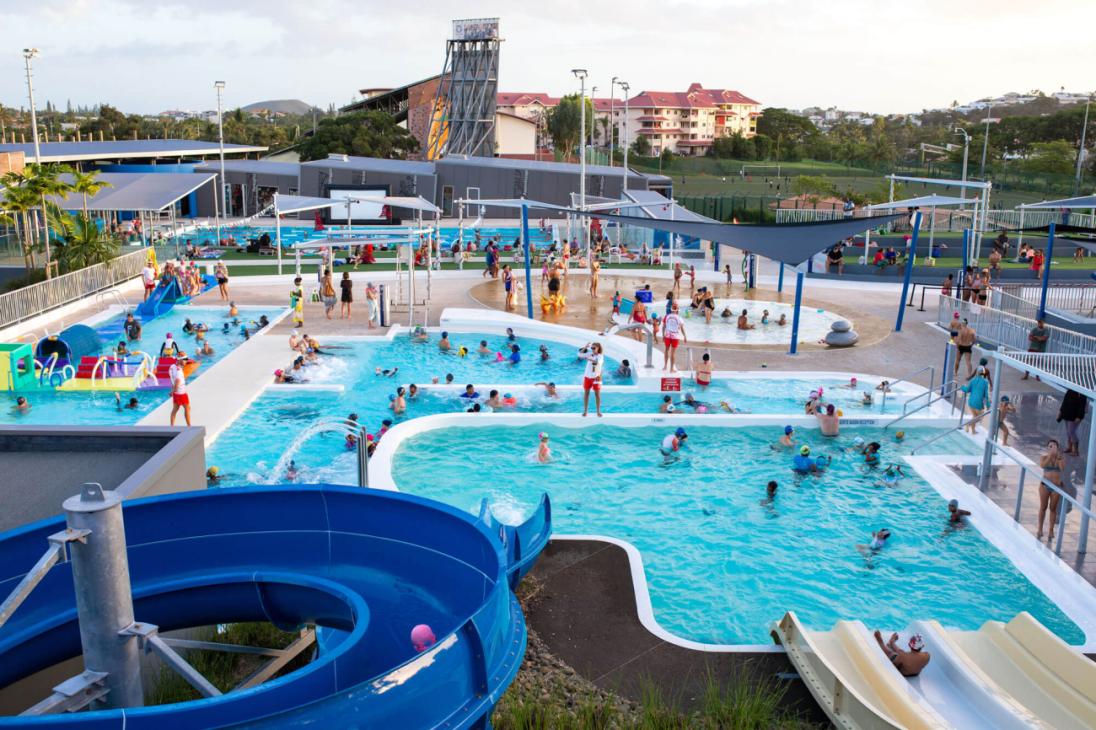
[63,483,143,709]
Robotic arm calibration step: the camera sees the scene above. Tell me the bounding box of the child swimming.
[660,427,688,464]
[537,432,552,463]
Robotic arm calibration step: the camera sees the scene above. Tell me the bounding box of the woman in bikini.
[1037,439,1065,541]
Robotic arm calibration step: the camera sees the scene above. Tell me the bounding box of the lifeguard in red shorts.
[661,304,687,373]
[578,341,605,417]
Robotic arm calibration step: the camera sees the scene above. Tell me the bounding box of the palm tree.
[0,183,40,271]
[45,201,119,270]
[25,164,74,278]
[70,169,111,222]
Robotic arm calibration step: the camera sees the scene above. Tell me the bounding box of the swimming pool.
[666,298,845,345]
[0,305,282,425]
[180,225,555,250]
[387,422,1084,647]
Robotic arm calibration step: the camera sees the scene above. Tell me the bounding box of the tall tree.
[546,94,594,159]
[70,170,111,222]
[296,111,418,162]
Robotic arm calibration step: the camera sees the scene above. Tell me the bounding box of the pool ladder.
[880,365,935,414]
[884,380,963,432]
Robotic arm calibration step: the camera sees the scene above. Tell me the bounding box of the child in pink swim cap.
[411,624,436,652]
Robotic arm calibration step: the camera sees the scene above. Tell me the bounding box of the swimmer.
[182,318,195,334]
[537,432,552,463]
[863,441,881,467]
[411,624,436,653]
[946,498,971,524]
[378,419,393,439]
[222,322,231,334]
[116,341,129,357]
[390,387,407,415]
[345,413,360,448]
[793,442,819,471]
[678,392,709,412]
[486,390,502,409]
[878,464,904,487]
[466,403,482,413]
[816,403,840,436]
[460,384,480,399]
[861,391,874,406]
[535,381,559,398]
[408,384,419,399]
[477,340,492,356]
[508,344,521,364]
[720,307,733,321]
[776,313,787,326]
[439,331,451,351]
[13,396,30,413]
[411,326,429,343]
[458,345,468,358]
[761,309,770,325]
[206,466,222,485]
[198,341,214,356]
[847,376,859,389]
[875,380,892,393]
[285,460,299,481]
[804,390,822,415]
[845,435,867,453]
[273,368,300,384]
[776,425,796,449]
[506,327,517,341]
[737,309,755,330]
[659,427,688,464]
[659,395,675,414]
[228,301,238,317]
[114,392,139,410]
[617,359,632,379]
[718,400,746,413]
[445,373,454,384]
[760,480,778,506]
[894,430,905,443]
[536,344,550,362]
[857,528,892,561]
[374,366,399,377]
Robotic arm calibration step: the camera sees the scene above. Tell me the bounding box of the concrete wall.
[495,113,536,156]
[0,426,206,531]
[194,168,300,218]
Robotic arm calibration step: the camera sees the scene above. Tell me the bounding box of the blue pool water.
[181,225,554,249]
[390,423,1083,646]
[0,305,281,425]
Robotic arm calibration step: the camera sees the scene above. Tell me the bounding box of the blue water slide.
[135,278,183,319]
[478,494,553,590]
[0,485,551,728]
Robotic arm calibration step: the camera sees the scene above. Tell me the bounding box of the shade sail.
[572,211,903,266]
[454,198,573,213]
[275,194,441,216]
[867,194,977,209]
[1,172,215,212]
[1019,195,1096,210]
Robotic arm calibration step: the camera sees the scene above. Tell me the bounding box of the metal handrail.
[885,381,963,430]
[937,295,1096,356]
[907,398,983,455]
[603,322,654,369]
[982,440,1096,557]
[881,365,934,413]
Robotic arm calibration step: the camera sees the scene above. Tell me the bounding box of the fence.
[0,249,147,330]
[937,294,1096,355]
[675,195,784,223]
[995,283,1096,320]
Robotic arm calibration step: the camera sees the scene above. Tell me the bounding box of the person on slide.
[873,630,930,677]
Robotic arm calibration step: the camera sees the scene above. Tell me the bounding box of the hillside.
[241,99,314,115]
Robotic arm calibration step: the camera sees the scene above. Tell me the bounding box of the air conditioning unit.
[328,153,349,162]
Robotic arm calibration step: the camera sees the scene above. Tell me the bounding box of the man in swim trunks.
[535,381,559,398]
[661,304,686,372]
[873,630,930,677]
[776,425,795,449]
[695,352,713,387]
[954,319,976,377]
[815,403,840,436]
[579,342,605,417]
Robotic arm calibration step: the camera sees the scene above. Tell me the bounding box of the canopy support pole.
[275,207,283,276]
[895,212,921,332]
[1017,207,1025,248]
[1038,222,1055,320]
[777,261,784,293]
[789,270,803,355]
[928,205,936,254]
[978,357,1004,490]
[1079,408,1096,553]
[521,202,534,319]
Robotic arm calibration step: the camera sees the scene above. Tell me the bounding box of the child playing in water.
[537,432,552,463]
[996,395,1016,446]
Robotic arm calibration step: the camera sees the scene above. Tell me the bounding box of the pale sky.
[2,0,1094,115]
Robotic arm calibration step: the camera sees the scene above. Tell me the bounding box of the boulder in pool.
[824,319,858,347]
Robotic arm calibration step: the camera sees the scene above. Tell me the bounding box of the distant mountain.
[240,99,315,115]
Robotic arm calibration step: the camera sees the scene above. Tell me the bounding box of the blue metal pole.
[806,256,813,273]
[941,340,951,395]
[789,270,804,355]
[749,254,756,289]
[777,262,785,293]
[713,241,720,272]
[895,212,922,332]
[1038,222,1055,320]
[521,203,534,319]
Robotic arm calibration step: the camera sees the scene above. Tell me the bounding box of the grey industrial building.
[193,155,672,220]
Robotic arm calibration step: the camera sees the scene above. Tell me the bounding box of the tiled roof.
[626,83,759,110]
[496,92,558,107]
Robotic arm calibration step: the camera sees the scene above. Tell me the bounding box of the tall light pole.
[609,76,618,167]
[953,127,970,200]
[590,86,598,152]
[22,48,41,164]
[572,69,588,253]
[978,104,993,180]
[215,81,227,218]
[1075,97,1091,195]
[620,81,630,192]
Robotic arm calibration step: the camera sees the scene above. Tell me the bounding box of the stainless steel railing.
[937,295,1096,356]
[0,249,147,329]
[996,283,1096,320]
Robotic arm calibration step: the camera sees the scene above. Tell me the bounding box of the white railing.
[937,295,1096,355]
[995,283,1096,319]
[0,249,147,329]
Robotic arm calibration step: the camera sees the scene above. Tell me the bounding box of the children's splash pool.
[386,422,1084,647]
[673,298,845,345]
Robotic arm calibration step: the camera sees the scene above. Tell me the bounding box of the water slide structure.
[772,611,1096,730]
[0,485,551,727]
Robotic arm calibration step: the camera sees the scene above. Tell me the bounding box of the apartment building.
[617,83,760,156]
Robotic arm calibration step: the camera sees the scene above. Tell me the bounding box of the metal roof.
[436,155,652,180]
[193,160,301,177]
[1,172,215,212]
[1019,195,1096,210]
[299,155,434,176]
[0,139,267,164]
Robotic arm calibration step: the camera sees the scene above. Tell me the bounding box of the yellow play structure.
[0,343,37,391]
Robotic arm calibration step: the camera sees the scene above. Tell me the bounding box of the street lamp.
[619,81,630,192]
[22,49,41,164]
[571,69,588,254]
[590,86,598,150]
[214,81,226,250]
[1075,96,1092,195]
[609,76,618,167]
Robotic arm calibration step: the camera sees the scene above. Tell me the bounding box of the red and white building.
[497,82,761,157]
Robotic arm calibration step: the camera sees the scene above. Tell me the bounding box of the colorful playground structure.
[0,485,552,726]
[773,610,1096,729]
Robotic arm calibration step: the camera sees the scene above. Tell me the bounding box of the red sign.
[660,377,681,392]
